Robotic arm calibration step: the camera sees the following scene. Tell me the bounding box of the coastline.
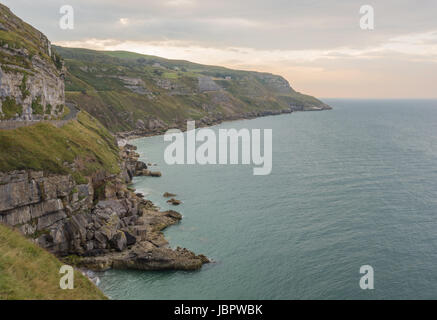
[108,106,332,271]
[74,143,210,272]
[117,105,332,141]
[0,106,331,281]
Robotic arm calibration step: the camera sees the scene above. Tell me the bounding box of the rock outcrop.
[163,192,177,198]
[0,171,91,238]
[0,145,208,271]
[0,4,208,273]
[0,4,65,121]
[167,198,182,206]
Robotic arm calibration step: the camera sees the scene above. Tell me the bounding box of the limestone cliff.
[0,145,207,271]
[0,4,65,121]
[0,5,207,272]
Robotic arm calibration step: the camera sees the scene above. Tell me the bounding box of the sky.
[3,0,437,98]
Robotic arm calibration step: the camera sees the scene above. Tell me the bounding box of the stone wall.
[0,119,70,130]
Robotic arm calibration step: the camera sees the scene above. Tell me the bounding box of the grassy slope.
[0,3,61,74]
[0,4,111,300]
[0,112,120,182]
[0,223,106,300]
[54,46,328,132]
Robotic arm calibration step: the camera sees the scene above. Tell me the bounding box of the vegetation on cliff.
[54,46,329,133]
[0,4,65,121]
[0,112,120,182]
[0,223,106,300]
[0,4,326,297]
[0,3,61,72]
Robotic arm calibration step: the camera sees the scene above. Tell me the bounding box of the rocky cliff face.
[0,171,91,240]
[0,145,208,271]
[0,4,65,120]
[0,4,207,272]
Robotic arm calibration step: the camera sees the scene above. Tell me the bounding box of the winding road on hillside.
[64,102,79,120]
[0,103,80,130]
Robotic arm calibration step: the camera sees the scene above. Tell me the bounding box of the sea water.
[99,99,437,299]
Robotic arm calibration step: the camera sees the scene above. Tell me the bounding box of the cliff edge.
[0,4,65,121]
[0,5,207,298]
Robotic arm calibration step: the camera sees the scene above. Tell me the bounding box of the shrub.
[45,104,52,115]
[19,74,30,100]
[1,97,23,119]
[31,96,43,115]
[51,51,63,71]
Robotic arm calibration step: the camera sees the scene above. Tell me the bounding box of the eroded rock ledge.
[0,144,208,271]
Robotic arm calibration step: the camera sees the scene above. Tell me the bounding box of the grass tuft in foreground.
[0,223,106,300]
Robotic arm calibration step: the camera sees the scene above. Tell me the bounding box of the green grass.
[60,105,70,119]
[19,74,30,100]
[0,223,106,300]
[162,72,180,79]
[0,112,120,179]
[0,4,63,73]
[53,45,328,133]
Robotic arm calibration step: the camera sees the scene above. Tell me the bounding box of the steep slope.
[0,111,120,182]
[0,5,209,283]
[0,3,65,120]
[0,223,106,300]
[54,46,331,134]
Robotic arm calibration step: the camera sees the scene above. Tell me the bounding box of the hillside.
[0,3,65,121]
[0,3,328,299]
[0,4,117,300]
[0,111,120,183]
[54,46,331,134]
[0,223,106,300]
[0,3,209,281]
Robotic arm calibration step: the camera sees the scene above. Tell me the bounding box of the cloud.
[6,0,437,50]
[164,0,195,7]
[3,0,437,98]
[55,29,437,63]
[119,18,129,25]
[196,17,262,28]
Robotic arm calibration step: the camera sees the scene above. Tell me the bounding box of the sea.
[98,99,437,299]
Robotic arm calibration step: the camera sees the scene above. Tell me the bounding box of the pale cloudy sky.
[4,0,437,98]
